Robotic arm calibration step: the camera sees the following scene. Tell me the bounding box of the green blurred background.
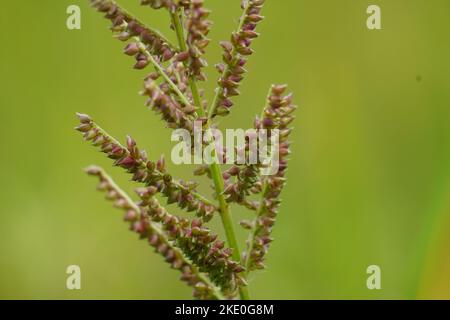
[1,0,449,299]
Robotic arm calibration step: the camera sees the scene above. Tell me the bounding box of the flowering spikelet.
[222,164,261,208]
[140,0,177,11]
[244,85,296,271]
[85,165,223,299]
[220,129,267,207]
[211,0,265,117]
[133,50,197,129]
[222,84,295,209]
[178,0,212,81]
[90,0,176,61]
[141,71,196,131]
[76,113,217,221]
[80,1,297,300]
[137,187,246,296]
[92,0,199,129]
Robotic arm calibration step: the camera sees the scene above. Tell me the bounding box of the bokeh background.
[1,0,449,299]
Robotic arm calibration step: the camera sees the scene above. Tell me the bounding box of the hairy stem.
[170,8,250,300]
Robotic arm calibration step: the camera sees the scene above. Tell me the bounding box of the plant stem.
[170,9,250,300]
[210,162,251,300]
[170,11,205,117]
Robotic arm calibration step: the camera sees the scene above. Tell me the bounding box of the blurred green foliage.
[0,0,449,299]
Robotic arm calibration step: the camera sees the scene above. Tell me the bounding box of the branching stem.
[170,9,250,300]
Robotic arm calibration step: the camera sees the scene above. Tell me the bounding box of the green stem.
[209,161,250,300]
[170,9,250,300]
[170,11,205,117]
